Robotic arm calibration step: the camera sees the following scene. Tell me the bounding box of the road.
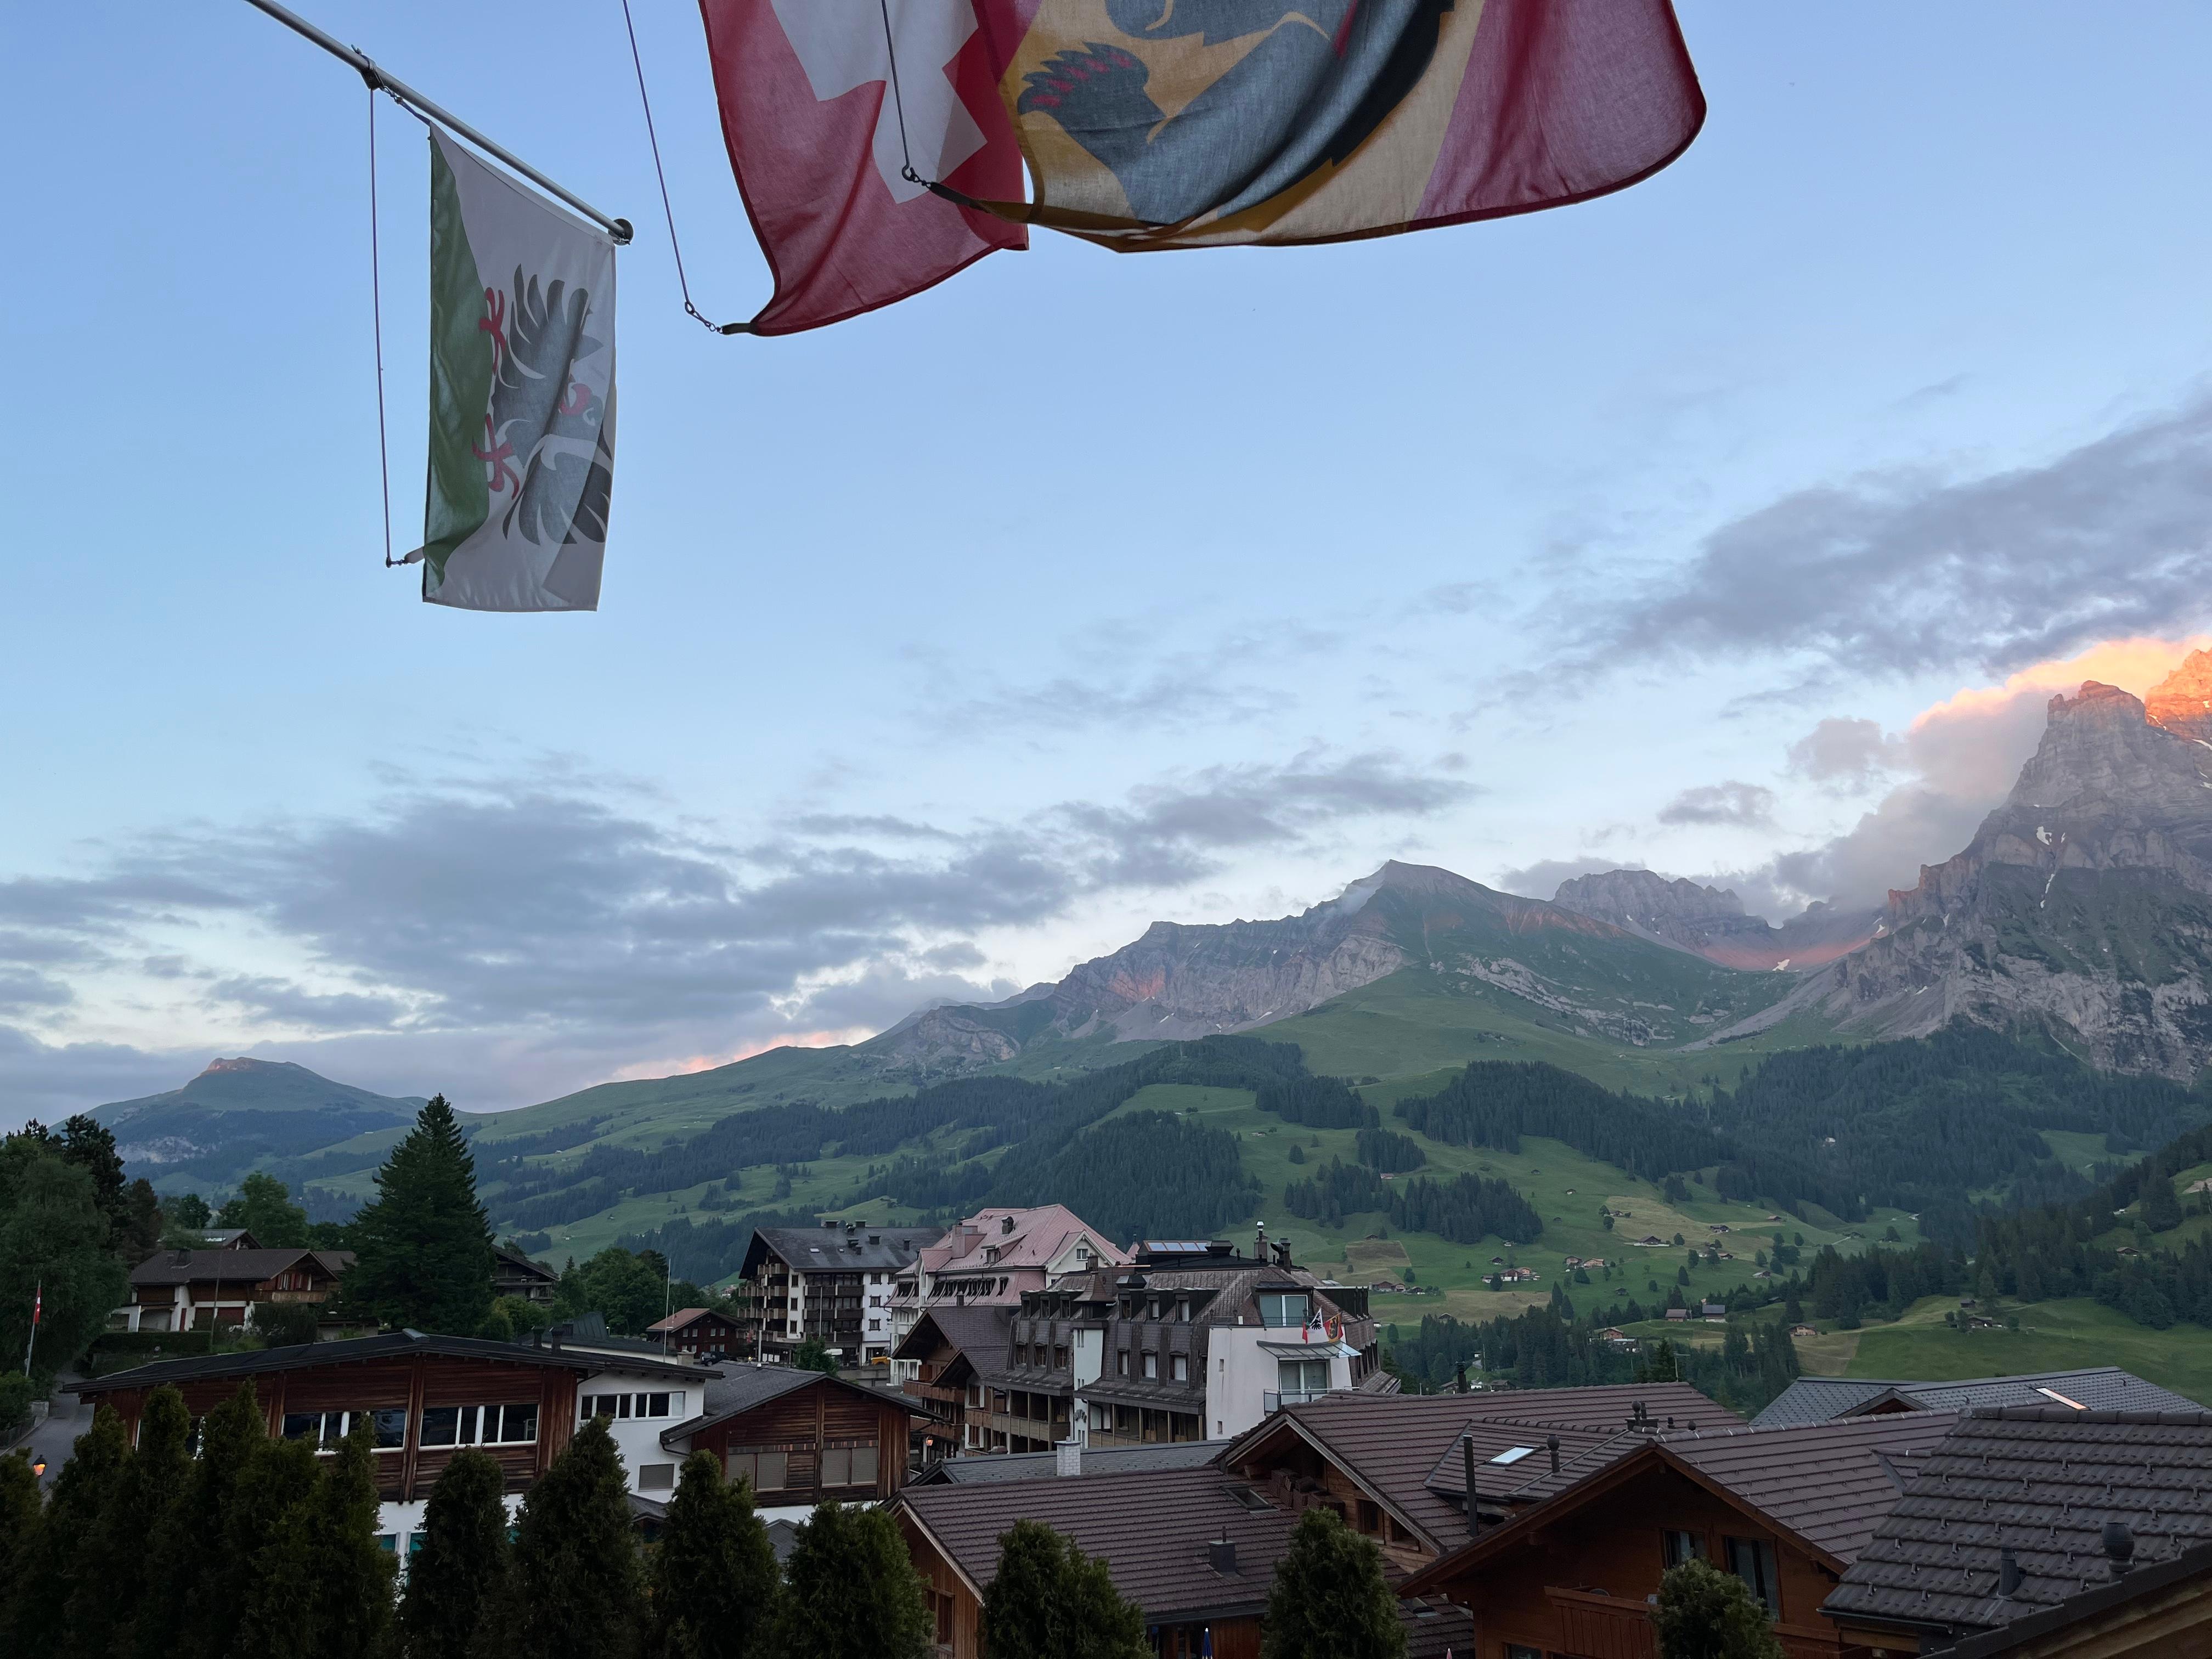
[14,1375,90,1490]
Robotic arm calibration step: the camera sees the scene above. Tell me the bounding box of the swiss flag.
[698,0,1028,335]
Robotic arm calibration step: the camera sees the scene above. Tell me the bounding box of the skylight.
[1489,1446,1535,1465]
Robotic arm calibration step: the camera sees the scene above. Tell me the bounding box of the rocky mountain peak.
[1555,868,1747,922]
[2147,648,2212,743]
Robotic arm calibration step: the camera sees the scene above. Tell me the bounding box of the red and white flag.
[698,0,1028,335]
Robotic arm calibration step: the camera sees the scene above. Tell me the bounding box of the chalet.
[1823,1406,2212,1654]
[1708,1224,1730,1234]
[656,1362,921,1519]
[1663,1307,1689,1321]
[741,1220,942,1365]
[888,1204,1127,1367]
[1749,1367,2198,1429]
[891,1304,1022,1455]
[543,1311,710,1368]
[646,1306,747,1360]
[1400,1410,1963,1658]
[1701,1301,1727,1319]
[114,1246,352,1333]
[893,1462,1472,1659]
[1790,1324,1819,1338]
[1496,1268,1538,1284]
[71,1330,710,1549]
[491,1245,561,1307]
[1636,1235,1666,1246]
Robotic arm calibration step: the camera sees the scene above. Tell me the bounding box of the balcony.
[1263,1388,1346,1413]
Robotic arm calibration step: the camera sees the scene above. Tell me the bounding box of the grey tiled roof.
[747,1225,942,1276]
[1822,1407,2212,1639]
[662,1361,912,1447]
[72,1329,708,1394]
[911,1442,1221,1485]
[1751,1368,2200,1430]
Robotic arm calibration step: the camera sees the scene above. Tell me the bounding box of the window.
[1277,1358,1329,1395]
[726,1448,790,1492]
[1171,1355,1188,1383]
[583,1391,679,1423]
[1142,1352,1159,1380]
[639,1463,675,1491]
[1724,1537,1780,1618]
[1505,1647,1542,1659]
[1356,1499,1381,1534]
[820,1444,879,1486]
[1258,1293,1311,1329]
[1053,1346,1068,1369]
[281,1408,404,1450]
[1662,1530,1706,1568]
[1116,1351,1130,1378]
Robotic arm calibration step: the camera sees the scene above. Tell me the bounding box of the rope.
[367,82,396,568]
[878,0,922,187]
[620,0,748,335]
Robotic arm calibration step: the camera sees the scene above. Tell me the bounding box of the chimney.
[1002,1215,1015,1234]
[1057,1440,1081,1478]
[1462,1435,1479,1537]
[1547,1434,1561,1475]
[1454,1363,1469,1395]
[1997,1548,2023,1597]
[2103,1522,2136,1578]
[172,1249,191,1266]
[1207,1533,1238,1576]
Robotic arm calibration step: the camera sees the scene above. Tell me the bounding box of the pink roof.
[916,1205,1132,1277]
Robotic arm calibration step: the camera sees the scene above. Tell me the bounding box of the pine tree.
[143,1384,269,1659]
[981,1519,1148,1659]
[778,1503,933,1659]
[493,1415,642,1659]
[222,1436,324,1659]
[650,1449,782,1659]
[306,1411,396,1659]
[71,1384,193,1658]
[1261,1507,1406,1659]
[0,1447,42,1651]
[13,1402,133,1657]
[1652,1559,1785,1659]
[345,1094,495,1334]
[402,1448,512,1659]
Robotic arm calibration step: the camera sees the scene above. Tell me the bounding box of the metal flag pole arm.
[241,0,633,245]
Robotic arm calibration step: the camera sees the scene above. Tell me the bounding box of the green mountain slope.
[94,1057,424,1192]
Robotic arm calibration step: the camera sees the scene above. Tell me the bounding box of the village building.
[112,1245,353,1333]
[490,1244,561,1307]
[887,1205,1128,1366]
[891,1304,1025,1455]
[1821,1406,2212,1655]
[646,1305,748,1360]
[741,1220,942,1366]
[71,1329,710,1549]
[1400,1409,1964,1658]
[1750,1367,2197,1429]
[1918,1532,2212,1659]
[652,1361,922,1521]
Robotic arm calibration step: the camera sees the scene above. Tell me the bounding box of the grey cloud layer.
[1657,781,1777,828]
[0,749,1469,1114]
[1587,397,2212,678]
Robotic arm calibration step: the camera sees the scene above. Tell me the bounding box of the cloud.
[1657,782,1777,828]
[0,747,1469,1115]
[1583,397,2212,679]
[1787,718,1906,793]
[0,1026,204,1129]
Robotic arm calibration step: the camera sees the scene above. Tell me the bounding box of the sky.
[6,2,2212,1119]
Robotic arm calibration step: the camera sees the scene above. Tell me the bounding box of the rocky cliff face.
[1761,676,2212,1076]
[2146,646,2212,743]
[867,860,1782,1070]
[1551,869,1875,970]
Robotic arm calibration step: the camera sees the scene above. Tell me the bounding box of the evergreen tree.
[289,1411,395,1659]
[402,1448,512,1659]
[0,1447,42,1652]
[981,1518,1148,1659]
[15,1402,133,1658]
[1261,1507,1406,1659]
[0,1148,129,1386]
[141,1384,263,1659]
[345,1094,495,1334]
[494,1415,642,1659]
[1652,1559,1784,1659]
[72,1385,192,1658]
[650,1449,782,1659]
[778,1502,933,1659]
[221,1436,324,1659]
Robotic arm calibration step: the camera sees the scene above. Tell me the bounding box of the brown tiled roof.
[1821,1406,2212,1640]
[893,1304,1012,1365]
[129,1248,352,1287]
[898,1465,1296,1623]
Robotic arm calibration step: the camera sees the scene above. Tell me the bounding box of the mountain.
[94,1057,425,1189]
[1750,670,2212,1077]
[1550,868,1876,970]
[866,860,1796,1072]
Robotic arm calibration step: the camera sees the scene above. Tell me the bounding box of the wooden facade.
[672,1376,914,1507]
[84,1350,582,1502]
[647,1306,747,1359]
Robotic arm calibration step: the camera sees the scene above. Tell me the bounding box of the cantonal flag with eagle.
[415,129,617,612]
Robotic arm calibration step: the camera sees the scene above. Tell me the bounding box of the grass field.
[1796,1295,2212,1406]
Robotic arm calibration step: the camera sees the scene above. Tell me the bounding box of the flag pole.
[239,0,633,244]
[22,1279,38,1378]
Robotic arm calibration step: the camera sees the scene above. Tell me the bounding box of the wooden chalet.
[1398,1409,1964,1659]
[646,1305,748,1359]
[893,1304,1035,1454]
[658,1362,922,1510]
[893,1461,1472,1659]
[491,1245,561,1307]
[116,1245,353,1333]
[71,1330,708,1522]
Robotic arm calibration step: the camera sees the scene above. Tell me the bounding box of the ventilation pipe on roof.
[1002,1215,1015,1234]
[2104,1522,2136,1578]
[1462,1435,1479,1537]
[1547,1435,1561,1475]
[1208,1532,1238,1575]
[1997,1548,2022,1597]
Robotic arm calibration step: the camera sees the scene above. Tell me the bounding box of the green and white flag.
[414,128,616,612]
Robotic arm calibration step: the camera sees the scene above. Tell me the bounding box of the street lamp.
[30,1457,47,1479]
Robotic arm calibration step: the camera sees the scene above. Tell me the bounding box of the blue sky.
[7,2,2212,1117]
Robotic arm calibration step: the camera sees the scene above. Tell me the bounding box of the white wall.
[578,1366,694,1498]
[1206,1328,1354,1441]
